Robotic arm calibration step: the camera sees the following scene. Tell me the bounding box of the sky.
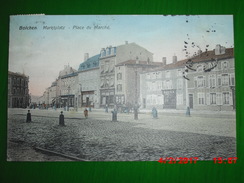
[8,15,234,96]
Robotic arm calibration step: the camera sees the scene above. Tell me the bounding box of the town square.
[7,15,236,161]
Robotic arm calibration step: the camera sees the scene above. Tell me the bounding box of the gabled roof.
[78,54,100,71]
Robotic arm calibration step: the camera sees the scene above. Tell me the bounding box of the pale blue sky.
[8,15,234,96]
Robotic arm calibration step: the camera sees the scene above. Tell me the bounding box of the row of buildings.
[38,42,235,111]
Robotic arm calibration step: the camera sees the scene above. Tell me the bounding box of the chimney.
[84,53,89,61]
[147,57,150,64]
[215,44,226,55]
[162,57,167,66]
[172,55,177,64]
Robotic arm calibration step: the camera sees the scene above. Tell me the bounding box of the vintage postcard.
[7,15,236,162]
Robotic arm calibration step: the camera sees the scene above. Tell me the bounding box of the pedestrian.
[152,107,158,119]
[84,108,88,118]
[105,104,108,113]
[111,108,118,122]
[26,110,32,122]
[59,111,65,126]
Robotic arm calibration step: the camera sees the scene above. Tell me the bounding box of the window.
[222,74,229,86]
[110,77,114,87]
[117,73,122,80]
[209,75,216,88]
[210,93,216,104]
[230,73,235,86]
[177,79,183,89]
[216,93,222,105]
[110,48,114,55]
[109,64,114,72]
[100,65,104,73]
[157,81,162,90]
[104,62,109,73]
[195,76,205,88]
[146,73,150,79]
[197,65,203,72]
[198,93,205,105]
[221,61,229,70]
[117,84,122,92]
[223,92,230,104]
[177,69,182,77]
[151,72,156,79]
[164,80,172,89]
[106,48,110,55]
[152,82,157,91]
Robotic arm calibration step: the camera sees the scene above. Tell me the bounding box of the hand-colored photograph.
[7,15,235,161]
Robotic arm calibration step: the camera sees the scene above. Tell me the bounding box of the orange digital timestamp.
[213,157,238,164]
[158,157,199,164]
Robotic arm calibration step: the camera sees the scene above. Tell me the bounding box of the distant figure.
[105,104,108,113]
[84,108,88,118]
[59,111,65,126]
[26,110,32,122]
[152,107,158,119]
[111,108,118,122]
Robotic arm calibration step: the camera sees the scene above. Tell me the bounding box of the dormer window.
[101,49,106,57]
[106,48,110,55]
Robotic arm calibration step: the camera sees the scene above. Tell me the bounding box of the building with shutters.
[140,56,187,110]
[140,45,235,111]
[186,45,235,111]
[99,42,154,108]
[77,54,100,108]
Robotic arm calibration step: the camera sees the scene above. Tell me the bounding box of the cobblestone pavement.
[7,108,236,161]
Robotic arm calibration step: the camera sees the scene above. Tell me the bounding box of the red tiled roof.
[188,47,234,63]
[144,48,234,72]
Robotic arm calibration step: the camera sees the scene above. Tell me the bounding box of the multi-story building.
[99,46,117,108]
[140,56,187,110]
[49,80,57,107]
[115,59,162,110]
[58,65,78,109]
[60,73,78,109]
[8,71,29,108]
[99,42,154,108]
[77,54,100,108]
[186,45,235,111]
[140,45,235,112]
